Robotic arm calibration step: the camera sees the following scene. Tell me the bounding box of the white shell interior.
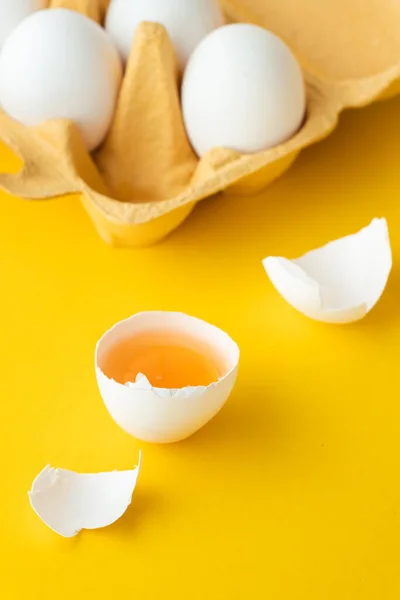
[263,218,392,324]
[29,455,141,537]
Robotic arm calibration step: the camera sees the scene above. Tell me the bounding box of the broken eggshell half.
[29,453,141,537]
[263,218,392,324]
[95,311,240,443]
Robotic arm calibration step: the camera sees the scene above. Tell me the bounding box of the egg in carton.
[0,0,399,247]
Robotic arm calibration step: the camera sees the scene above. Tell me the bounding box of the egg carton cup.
[0,0,400,247]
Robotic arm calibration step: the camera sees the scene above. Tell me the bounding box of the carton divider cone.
[49,0,108,23]
[95,22,198,203]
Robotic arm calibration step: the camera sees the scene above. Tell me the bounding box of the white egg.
[105,0,224,69]
[181,23,306,156]
[0,8,123,151]
[0,0,47,50]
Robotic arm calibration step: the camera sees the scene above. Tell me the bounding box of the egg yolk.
[100,331,221,389]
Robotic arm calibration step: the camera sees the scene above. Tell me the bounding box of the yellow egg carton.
[0,0,399,247]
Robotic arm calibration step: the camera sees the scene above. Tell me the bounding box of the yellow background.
[1,95,400,599]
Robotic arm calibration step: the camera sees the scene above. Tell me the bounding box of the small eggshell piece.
[0,8,122,151]
[105,0,224,69]
[181,23,306,156]
[29,456,141,537]
[0,0,47,50]
[95,312,240,443]
[263,218,392,324]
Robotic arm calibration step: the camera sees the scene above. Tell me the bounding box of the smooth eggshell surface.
[0,8,122,151]
[95,312,240,443]
[0,0,47,50]
[182,23,306,156]
[105,0,224,69]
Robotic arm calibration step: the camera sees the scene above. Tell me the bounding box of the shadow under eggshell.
[0,0,399,246]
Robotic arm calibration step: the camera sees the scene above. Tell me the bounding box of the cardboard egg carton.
[0,0,399,246]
